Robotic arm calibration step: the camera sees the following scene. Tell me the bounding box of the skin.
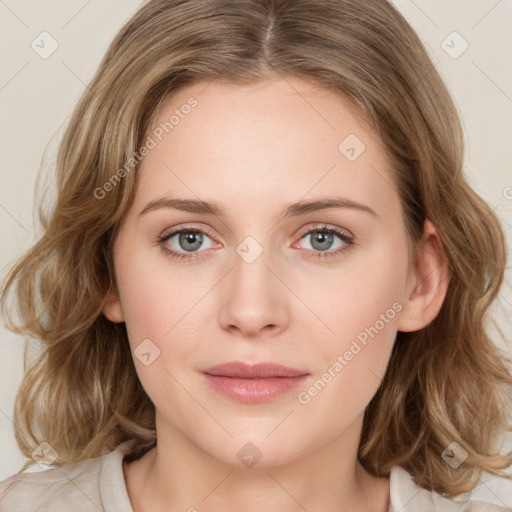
[103,75,449,512]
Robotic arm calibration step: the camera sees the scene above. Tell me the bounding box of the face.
[104,76,421,468]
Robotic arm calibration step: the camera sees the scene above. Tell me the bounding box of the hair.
[1,0,511,498]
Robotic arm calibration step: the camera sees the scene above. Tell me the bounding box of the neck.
[123,413,390,512]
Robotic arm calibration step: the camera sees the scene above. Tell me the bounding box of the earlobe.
[397,220,450,333]
[102,284,125,323]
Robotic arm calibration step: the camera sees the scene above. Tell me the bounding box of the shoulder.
[0,457,104,512]
[389,466,510,511]
[0,441,135,512]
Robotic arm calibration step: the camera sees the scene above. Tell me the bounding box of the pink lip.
[202,362,310,403]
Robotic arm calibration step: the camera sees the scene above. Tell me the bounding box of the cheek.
[297,288,400,429]
[115,245,205,342]
[301,240,407,396]
[304,254,406,350]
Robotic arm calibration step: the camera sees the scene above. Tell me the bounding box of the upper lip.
[203,362,309,379]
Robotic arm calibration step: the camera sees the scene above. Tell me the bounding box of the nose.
[217,240,290,339]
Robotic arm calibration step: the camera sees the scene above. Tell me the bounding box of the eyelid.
[159,223,218,241]
[159,222,353,245]
[295,223,353,240]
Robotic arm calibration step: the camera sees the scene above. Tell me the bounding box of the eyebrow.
[139,196,378,219]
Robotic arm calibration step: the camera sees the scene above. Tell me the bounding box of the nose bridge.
[231,233,279,301]
[217,233,289,335]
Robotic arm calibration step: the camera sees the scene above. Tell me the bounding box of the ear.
[102,283,125,323]
[397,220,450,332]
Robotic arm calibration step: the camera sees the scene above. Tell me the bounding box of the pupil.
[313,231,332,251]
[180,231,202,252]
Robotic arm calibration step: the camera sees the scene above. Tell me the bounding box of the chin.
[199,433,305,469]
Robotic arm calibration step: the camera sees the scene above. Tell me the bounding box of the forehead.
[133,76,398,220]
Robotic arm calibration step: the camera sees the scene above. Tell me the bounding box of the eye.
[157,225,217,261]
[157,223,354,262]
[295,224,354,260]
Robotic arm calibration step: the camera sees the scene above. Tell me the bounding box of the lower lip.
[203,374,310,403]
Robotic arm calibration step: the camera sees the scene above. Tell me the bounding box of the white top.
[0,440,508,511]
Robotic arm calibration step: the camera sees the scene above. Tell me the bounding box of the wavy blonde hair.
[2,0,511,497]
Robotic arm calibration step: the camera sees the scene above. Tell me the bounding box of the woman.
[1,0,511,510]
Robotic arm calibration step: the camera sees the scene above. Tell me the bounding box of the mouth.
[202,361,311,403]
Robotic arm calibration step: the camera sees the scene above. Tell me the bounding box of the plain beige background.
[1,0,511,506]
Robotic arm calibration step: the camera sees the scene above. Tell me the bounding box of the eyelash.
[156,224,354,262]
